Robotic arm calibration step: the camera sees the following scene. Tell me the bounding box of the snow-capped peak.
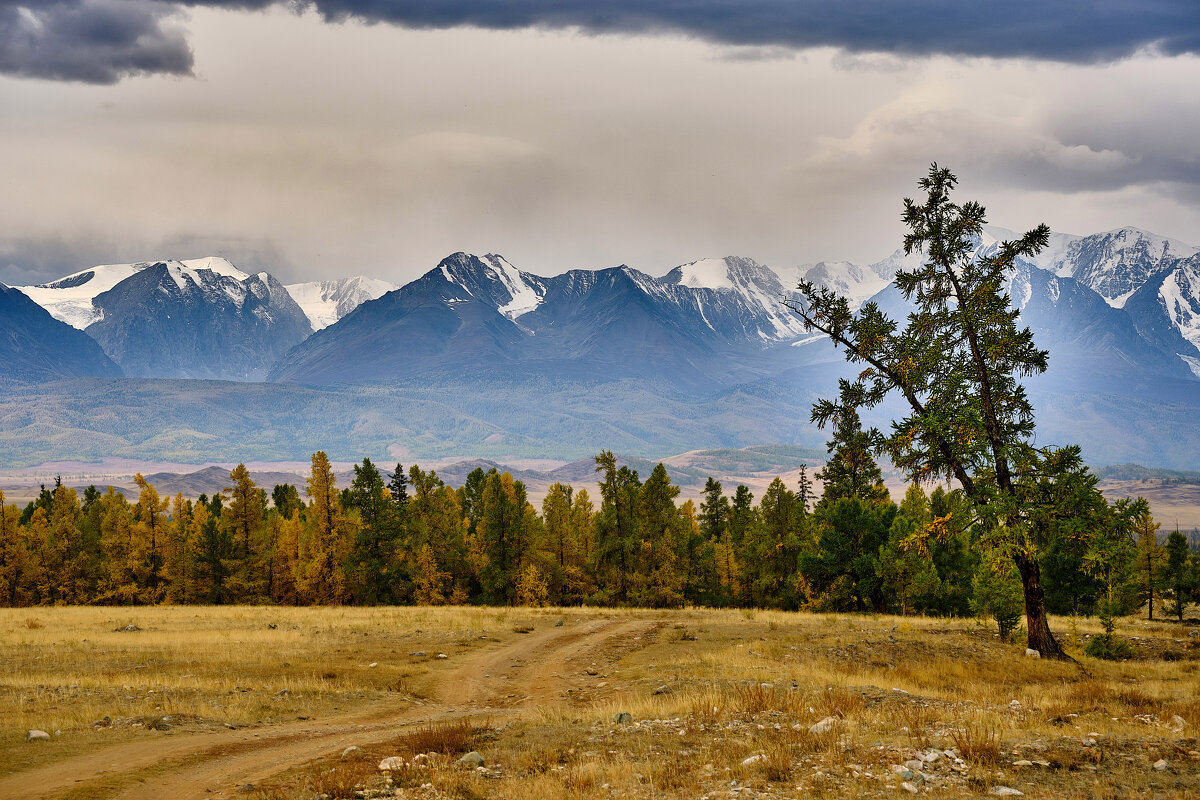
[180,256,249,281]
[674,258,737,291]
[286,276,397,331]
[1047,227,1198,308]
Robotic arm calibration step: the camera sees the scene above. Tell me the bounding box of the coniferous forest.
[3,445,1197,635]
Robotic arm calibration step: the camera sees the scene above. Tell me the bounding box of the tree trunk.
[1014,553,1071,661]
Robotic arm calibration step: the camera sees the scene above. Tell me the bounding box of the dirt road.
[0,617,656,800]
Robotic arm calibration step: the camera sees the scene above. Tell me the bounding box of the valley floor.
[1,607,1198,799]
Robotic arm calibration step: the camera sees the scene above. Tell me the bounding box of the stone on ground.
[25,730,51,742]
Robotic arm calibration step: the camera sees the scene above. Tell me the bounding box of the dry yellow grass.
[2,606,1198,799]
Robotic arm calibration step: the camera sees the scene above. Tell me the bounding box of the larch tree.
[0,491,32,606]
[787,164,1144,660]
[300,451,350,604]
[1134,511,1165,620]
[131,474,171,603]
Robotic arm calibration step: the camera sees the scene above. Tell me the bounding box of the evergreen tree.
[592,451,641,604]
[388,463,409,506]
[345,457,396,604]
[632,463,686,608]
[699,478,730,542]
[478,472,531,604]
[271,483,301,518]
[1164,530,1193,623]
[815,410,888,505]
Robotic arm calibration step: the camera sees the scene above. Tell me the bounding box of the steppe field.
[2,607,1199,800]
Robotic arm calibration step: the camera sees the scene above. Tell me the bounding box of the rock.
[1025,648,1040,659]
[437,653,448,659]
[904,759,923,772]
[741,754,766,766]
[409,651,426,657]
[890,765,914,780]
[653,684,672,695]
[809,717,840,735]
[555,619,565,627]
[1154,758,1169,771]
[341,746,364,761]
[1082,737,1097,747]
[238,783,255,793]
[1013,759,1033,767]
[901,782,919,794]
[990,788,1023,797]
[367,662,378,668]
[25,730,51,742]
[456,751,485,768]
[378,756,405,770]
[1169,715,1187,732]
[275,688,290,696]
[612,712,633,724]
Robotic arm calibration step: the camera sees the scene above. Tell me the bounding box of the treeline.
[1,448,1198,625]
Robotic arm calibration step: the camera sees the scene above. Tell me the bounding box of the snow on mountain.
[18,262,150,329]
[435,252,549,321]
[673,258,737,290]
[1045,227,1197,307]
[286,276,398,331]
[1123,253,1200,378]
[1160,258,1200,361]
[66,259,313,380]
[0,282,123,381]
[17,257,249,329]
[660,256,808,339]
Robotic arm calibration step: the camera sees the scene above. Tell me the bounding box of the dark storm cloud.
[0,0,192,82]
[4,0,1199,82]
[268,0,1198,63]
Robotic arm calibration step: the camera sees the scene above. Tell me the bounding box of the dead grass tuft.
[392,718,490,757]
[951,721,1002,767]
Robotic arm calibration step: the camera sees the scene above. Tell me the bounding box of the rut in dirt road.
[0,618,656,800]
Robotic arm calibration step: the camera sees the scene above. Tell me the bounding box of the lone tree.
[787,164,1141,660]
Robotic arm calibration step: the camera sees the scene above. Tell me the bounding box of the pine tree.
[815,410,888,505]
[478,472,531,604]
[592,451,641,603]
[699,478,730,542]
[271,484,301,518]
[345,458,396,604]
[632,463,686,608]
[388,463,409,506]
[1164,530,1193,623]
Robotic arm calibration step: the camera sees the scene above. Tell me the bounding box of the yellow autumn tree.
[0,491,33,606]
[131,474,170,603]
[299,452,351,604]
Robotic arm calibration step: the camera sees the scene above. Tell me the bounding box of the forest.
[2,443,1197,641]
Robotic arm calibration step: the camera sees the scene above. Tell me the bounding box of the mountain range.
[3,225,1200,469]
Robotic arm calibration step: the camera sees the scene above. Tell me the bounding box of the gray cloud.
[0,0,192,82]
[4,0,1200,82]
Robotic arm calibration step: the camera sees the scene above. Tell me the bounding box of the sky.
[1,0,1199,285]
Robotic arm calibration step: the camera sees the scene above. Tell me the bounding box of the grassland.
[1,606,1198,800]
